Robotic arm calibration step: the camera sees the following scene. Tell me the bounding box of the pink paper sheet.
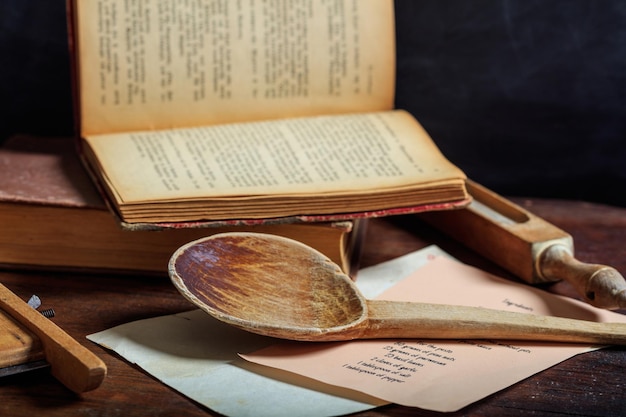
[241,256,626,412]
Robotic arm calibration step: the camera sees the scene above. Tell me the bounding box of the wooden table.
[1,198,625,416]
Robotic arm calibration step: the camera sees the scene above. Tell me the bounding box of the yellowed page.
[74,0,396,135]
[241,256,626,412]
[83,110,464,203]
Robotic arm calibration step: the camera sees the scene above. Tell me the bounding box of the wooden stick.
[420,180,626,310]
[0,283,106,393]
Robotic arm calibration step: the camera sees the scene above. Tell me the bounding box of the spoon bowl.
[169,232,370,340]
[169,232,626,344]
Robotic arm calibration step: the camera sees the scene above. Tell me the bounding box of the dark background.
[1,1,625,207]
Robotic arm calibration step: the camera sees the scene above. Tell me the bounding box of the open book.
[68,0,469,228]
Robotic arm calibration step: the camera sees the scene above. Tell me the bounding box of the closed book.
[0,135,363,277]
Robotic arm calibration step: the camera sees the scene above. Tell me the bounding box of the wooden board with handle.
[0,309,45,368]
[0,283,106,392]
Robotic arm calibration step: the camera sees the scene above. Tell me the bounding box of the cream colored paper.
[241,256,626,412]
[83,111,461,202]
[87,245,447,417]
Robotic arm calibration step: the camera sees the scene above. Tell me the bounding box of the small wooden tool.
[0,283,106,393]
[420,180,626,310]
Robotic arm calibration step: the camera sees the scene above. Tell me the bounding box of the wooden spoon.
[169,232,626,344]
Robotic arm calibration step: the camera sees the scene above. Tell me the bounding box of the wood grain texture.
[0,198,624,416]
[0,310,44,368]
[170,233,368,340]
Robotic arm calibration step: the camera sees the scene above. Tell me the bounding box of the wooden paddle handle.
[0,283,106,393]
[420,180,626,309]
[364,300,626,345]
[420,179,572,283]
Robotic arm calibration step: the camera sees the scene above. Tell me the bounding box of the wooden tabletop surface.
[1,197,625,417]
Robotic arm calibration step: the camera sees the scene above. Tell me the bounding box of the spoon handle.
[364,300,626,345]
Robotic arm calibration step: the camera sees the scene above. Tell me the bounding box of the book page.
[73,0,396,135]
[82,111,464,203]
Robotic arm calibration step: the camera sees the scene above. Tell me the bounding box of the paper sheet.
[241,256,626,412]
[88,246,626,415]
[88,245,447,417]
